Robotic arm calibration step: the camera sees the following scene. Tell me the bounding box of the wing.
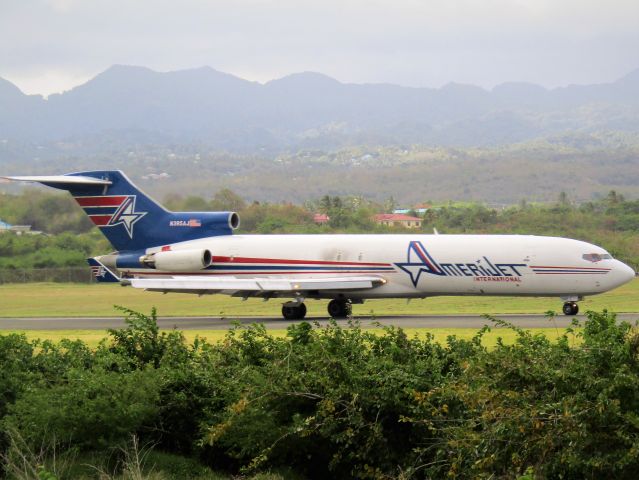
[125,275,387,297]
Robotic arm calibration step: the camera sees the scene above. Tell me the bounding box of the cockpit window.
[583,253,613,262]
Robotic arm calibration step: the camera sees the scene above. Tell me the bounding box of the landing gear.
[327,298,352,319]
[562,301,579,316]
[282,302,307,320]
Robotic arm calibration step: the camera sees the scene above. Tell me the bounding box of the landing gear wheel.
[562,302,579,316]
[282,302,307,320]
[327,299,352,319]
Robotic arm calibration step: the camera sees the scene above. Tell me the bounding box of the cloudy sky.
[1,0,638,96]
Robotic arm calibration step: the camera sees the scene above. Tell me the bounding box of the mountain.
[0,78,45,139]
[1,65,639,150]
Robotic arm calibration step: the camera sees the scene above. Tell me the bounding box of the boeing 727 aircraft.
[3,171,635,319]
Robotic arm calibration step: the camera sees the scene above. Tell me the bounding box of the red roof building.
[313,213,330,224]
[373,213,422,229]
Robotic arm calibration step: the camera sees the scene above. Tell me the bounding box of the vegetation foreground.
[1,307,639,479]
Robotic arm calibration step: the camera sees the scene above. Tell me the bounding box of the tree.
[319,195,332,214]
[181,196,209,211]
[210,188,246,212]
[606,190,625,205]
[384,196,397,213]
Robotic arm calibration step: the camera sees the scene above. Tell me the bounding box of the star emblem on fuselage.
[108,196,146,238]
[395,241,444,287]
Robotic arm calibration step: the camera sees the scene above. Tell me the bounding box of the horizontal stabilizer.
[2,175,112,185]
[87,257,120,283]
[128,275,386,294]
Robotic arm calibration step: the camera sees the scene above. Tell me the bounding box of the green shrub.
[409,311,639,478]
[198,322,459,478]
[2,308,639,479]
[0,334,36,420]
[107,306,187,369]
[5,367,161,450]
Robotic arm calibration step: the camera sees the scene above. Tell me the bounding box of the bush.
[198,322,473,478]
[408,311,639,478]
[2,308,639,478]
[5,367,161,450]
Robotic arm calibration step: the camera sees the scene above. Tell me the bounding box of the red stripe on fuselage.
[534,272,609,275]
[75,196,127,207]
[211,256,390,266]
[530,265,611,270]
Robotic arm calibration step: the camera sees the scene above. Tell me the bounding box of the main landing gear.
[282,302,307,320]
[562,301,579,316]
[280,298,354,320]
[327,298,352,319]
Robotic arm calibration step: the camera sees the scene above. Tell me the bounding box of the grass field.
[1,279,638,318]
[1,327,579,349]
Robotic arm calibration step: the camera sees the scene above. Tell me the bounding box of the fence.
[0,267,94,284]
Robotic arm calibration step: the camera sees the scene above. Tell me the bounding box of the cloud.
[43,0,81,13]
[1,0,638,94]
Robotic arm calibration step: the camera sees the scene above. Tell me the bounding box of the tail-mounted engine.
[140,249,212,272]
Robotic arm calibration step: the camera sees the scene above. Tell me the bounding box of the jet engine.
[140,249,212,272]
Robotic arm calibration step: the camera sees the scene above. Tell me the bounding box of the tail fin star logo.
[395,241,445,287]
[109,196,147,238]
[75,195,147,238]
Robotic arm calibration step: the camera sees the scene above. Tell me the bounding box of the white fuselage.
[122,234,635,300]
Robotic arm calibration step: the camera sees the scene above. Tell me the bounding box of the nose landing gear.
[562,301,579,316]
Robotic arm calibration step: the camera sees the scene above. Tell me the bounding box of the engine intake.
[141,249,212,272]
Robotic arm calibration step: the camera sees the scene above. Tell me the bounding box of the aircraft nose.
[612,260,636,287]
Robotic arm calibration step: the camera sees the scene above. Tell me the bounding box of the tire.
[327,299,351,318]
[562,302,578,315]
[282,302,307,320]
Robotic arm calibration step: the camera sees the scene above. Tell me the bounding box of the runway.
[1,313,637,330]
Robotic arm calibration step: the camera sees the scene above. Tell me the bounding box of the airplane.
[87,257,119,283]
[2,170,635,319]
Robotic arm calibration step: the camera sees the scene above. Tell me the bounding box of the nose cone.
[611,260,636,288]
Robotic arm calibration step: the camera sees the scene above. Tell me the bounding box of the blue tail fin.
[3,170,239,251]
[87,257,120,283]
